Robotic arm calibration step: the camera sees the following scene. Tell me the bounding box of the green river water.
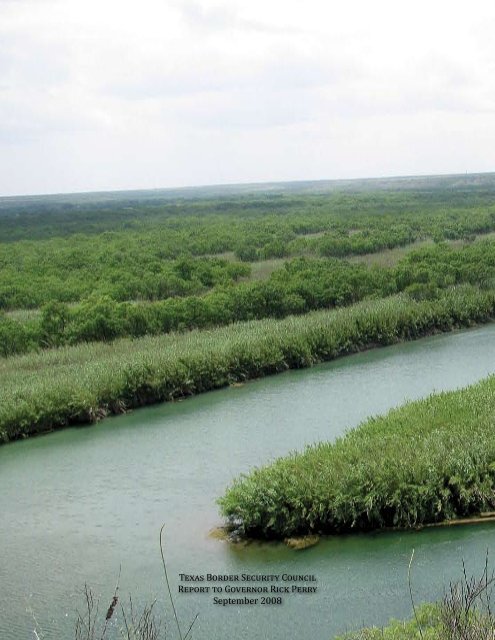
[3,325,495,639]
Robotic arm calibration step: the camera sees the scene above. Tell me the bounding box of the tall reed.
[2,286,494,443]
[219,373,495,538]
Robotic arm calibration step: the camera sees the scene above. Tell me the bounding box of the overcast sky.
[1,0,495,196]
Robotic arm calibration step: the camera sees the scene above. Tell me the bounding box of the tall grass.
[219,371,495,539]
[2,286,495,444]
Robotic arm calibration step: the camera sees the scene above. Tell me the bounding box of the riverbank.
[2,285,495,444]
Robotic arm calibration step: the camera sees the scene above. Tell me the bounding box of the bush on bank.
[1,285,495,444]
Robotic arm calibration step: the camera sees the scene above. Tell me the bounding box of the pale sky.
[1,0,495,196]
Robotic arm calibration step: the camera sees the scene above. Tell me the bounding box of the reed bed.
[219,370,495,539]
[2,286,494,444]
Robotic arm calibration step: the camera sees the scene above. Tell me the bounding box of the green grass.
[336,604,444,640]
[1,286,495,444]
[350,240,434,267]
[219,368,495,539]
[247,258,287,281]
[4,308,41,322]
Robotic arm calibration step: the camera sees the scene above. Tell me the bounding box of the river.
[2,325,495,639]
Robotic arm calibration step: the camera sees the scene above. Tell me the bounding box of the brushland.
[5,239,495,357]
[219,367,495,539]
[3,175,495,359]
[1,285,495,444]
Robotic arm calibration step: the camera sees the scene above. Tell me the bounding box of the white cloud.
[0,0,495,195]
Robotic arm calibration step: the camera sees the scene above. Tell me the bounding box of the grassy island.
[219,373,495,539]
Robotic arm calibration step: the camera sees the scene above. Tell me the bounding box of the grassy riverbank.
[219,367,495,539]
[1,285,495,444]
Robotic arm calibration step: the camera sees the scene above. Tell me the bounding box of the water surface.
[2,326,495,639]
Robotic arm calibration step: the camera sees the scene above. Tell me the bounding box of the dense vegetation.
[219,372,495,539]
[0,251,251,309]
[3,173,495,241]
[3,173,495,442]
[0,257,391,354]
[2,286,494,443]
[2,175,495,311]
[2,204,493,309]
[7,239,495,356]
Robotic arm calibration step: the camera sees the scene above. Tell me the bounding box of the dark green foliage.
[0,249,250,309]
[396,241,495,291]
[68,296,125,342]
[317,225,415,257]
[3,172,495,242]
[0,258,403,355]
[2,177,495,310]
[9,237,495,356]
[0,312,37,357]
[40,301,69,347]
